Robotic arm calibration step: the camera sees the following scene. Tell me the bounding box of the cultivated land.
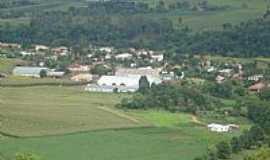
[0,86,145,137]
[0,86,249,160]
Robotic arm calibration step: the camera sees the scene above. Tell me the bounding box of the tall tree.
[138,76,150,94]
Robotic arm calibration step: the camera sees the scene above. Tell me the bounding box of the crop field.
[0,86,144,137]
[0,110,243,160]
[0,86,248,160]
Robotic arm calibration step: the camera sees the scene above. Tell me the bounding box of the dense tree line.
[121,81,219,113]
[1,5,270,57]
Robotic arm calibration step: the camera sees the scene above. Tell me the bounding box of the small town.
[0,0,270,160]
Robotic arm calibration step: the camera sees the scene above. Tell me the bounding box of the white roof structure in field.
[97,75,161,88]
[207,123,239,133]
[13,67,48,77]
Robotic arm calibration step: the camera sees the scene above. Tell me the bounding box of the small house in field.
[248,82,267,93]
[207,124,239,133]
[13,67,48,78]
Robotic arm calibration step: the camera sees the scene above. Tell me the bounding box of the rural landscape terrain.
[0,0,270,160]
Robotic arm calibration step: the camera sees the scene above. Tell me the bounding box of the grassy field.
[0,58,22,74]
[0,86,144,137]
[136,0,268,31]
[0,110,244,160]
[0,76,85,86]
[0,86,249,160]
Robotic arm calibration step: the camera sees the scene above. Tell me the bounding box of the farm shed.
[13,67,48,78]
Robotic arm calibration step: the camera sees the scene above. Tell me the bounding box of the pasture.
[0,86,249,160]
[0,86,144,137]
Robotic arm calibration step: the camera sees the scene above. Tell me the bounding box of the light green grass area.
[0,127,207,160]
[0,86,250,160]
[0,76,80,86]
[0,86,143,137]
[0,113,243,160]
[0,58,20,74]
[136,0,268,31]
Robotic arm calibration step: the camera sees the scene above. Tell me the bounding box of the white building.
[248,74,264,81]
[20,51,35,56]
[35,45,49,52]
[99,47,114,53]
[86,75,161,93]
[151,54,164,62]
[13,67,48,78]
[207,123,239,133]
[115,53,133,60]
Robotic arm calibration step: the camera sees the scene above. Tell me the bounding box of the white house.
[99,47,114,53]
[20,51,35,56]
[207,123,239,133]
[115,53,133,60]
[151,54,164,62]
[248,74,264,81]
[35,45,49,52]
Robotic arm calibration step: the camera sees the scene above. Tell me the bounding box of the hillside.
[0,0,268,31]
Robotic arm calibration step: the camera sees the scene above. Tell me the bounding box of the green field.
[0,58,21,74]
[0,86,249,160]
[0,86,143,137]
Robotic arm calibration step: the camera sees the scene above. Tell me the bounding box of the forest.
[0,1,270,57]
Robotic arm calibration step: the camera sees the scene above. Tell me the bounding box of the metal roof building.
[13,67,48,78]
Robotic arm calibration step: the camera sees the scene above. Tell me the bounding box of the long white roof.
[97,75,161,88]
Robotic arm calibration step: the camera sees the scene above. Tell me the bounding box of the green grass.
[0,76,82,86]
[0,127,207,160]
[0,86,143,137]
[0,58,20,74]
[0,86,250,160]
[0,117,244,160]
[136,0,268,31]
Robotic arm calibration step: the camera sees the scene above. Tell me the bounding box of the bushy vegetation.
[121,82,220,113]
